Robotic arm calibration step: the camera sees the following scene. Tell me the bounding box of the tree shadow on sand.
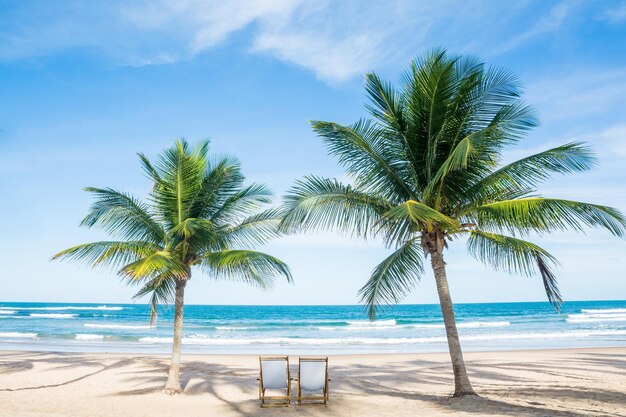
[0,351,141,392]
[111,352,626,417]
[1,351,625,416]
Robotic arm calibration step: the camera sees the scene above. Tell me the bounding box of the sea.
[0,300,625,354]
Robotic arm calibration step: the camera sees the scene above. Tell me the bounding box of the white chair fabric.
[299,360,326,392]
[261,359,288,390]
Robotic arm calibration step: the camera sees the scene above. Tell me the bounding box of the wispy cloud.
[490,1,580,55]
[0,0,306,65]
[0,0,614,84]
[597,124,626,157]
[120,0,305,57]
[603,1,626,23]
[118,0,439,82]
[526,67,626,121]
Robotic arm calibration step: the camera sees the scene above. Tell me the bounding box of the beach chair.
[297,356,329,406]
[258,356,291,407]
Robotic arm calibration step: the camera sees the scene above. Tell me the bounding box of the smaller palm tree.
[53,139,292,394]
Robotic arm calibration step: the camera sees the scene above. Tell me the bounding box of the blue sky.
[0,0,625,306]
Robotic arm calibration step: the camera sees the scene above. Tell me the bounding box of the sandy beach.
[0,347,624,417]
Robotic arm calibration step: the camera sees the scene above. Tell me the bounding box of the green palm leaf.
[198,250,292,289]
[133,272,177,325]
[358,239,424,319]
[380,200,459,245]
[211,182,273,226]
[280,176,391,238]
[188,156,246,220]
[81,188,165,243]
[467,230,561,308]
[220,208,283,249]
[463,142,594,208]
[150,139,207,227]
[311,120,415,202]
[473,197,626,237]
[51,241,162,270]
[121,251,187,281]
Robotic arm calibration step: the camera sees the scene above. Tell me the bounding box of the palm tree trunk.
[429,247,476,397]
[164,278,186,394]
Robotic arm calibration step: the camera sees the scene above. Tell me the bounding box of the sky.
[0,0,625,306]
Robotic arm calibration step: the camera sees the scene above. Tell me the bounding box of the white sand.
[1,347,625,416]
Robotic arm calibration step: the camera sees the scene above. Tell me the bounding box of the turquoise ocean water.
[1,301,625,354]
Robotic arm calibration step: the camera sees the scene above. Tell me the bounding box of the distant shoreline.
[0,341,626,360]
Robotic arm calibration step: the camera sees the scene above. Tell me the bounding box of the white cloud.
[0,0,541,83]
[117,0,436,82]
[597,124,626,157]
[250,1,435,82]
[253,29,383,83]
[526,67,626,121]
[490,1,580,55]
[0,0,616,84]
[120,0,304,54]
[603,1,626,23]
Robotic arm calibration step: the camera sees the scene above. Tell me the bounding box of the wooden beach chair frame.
[258,356,291,407]
[297,356,329,406]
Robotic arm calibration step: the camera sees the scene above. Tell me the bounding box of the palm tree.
[53,139,292,394]
[280,49,626,397]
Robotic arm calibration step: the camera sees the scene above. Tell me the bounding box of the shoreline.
[0,344,623,357]
[2,346,625,416]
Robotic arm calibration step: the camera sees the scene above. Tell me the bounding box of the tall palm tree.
[53,139,292,394]
[280,49,626,396]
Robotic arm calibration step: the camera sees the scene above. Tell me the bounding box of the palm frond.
[280,176,390,239]
[167,218,217,251]
[138,152,162,185]
[402,47,458,183]
[188,156,246,220]
[473,197,626,237]
[467,230,562,308]
[421,129,491,202]
[463,142,595,209]
[132,273,176,325]
[51,241,162,270]
[81,188,164,243]
[198,250,292,288]
[380,200,459,244]
[120,251,187,281]
[311,120,415,202]
[150,138,208,226]
[364,72,407,136]
[210,182,273,226]
[358,239,424,319]
[220,208,283,249]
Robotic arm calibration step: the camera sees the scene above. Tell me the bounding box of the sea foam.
[0,332,38,339]
[567,308,626,323]
[75,334,105,341]
[29,313,78,319]
[136,329,626,346]
[84,323,151,330]
[3,306,123,311]
[325,320,511,331]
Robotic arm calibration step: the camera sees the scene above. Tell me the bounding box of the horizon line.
[1,299,625,307]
